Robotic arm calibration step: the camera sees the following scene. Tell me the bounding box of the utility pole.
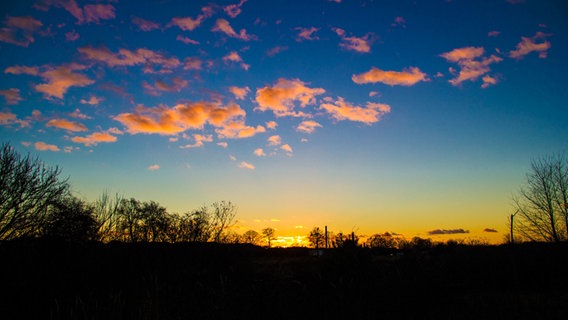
[510,209,519,244]
[325,225,328,249]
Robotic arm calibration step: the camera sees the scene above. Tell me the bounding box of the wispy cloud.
[266,46,288,57]
[391,16,406,28]
[352,67,427,86]
[265,121,278,130]
[176,35,200,45]
[0,16,43,47]
[71,130,118,146]
[296,120,322,134]
[223,51,250,70]
[68,108,91,120]
[143,77,188,96]
[295,27,319,41]
[509,32,551,59]
[0,88,22,104]
[0,111,29,128]
[239,161,255,170]
[321,97,391,124]
[427,228,469,235]
[483,228,498,233]
[34,141,59,152]
[132,16,161,31]
[267,135,281,146]
[180,134,213,148]
[280,144,293,155]
[169,5,214,31]
[46,118,88,132]
[6,63,94,99]
[34,0,115,24]
[332,27,373,53]
[212,19,257,41]
[83,4,115,24]
[254,148,266,157]
[148,164,160,171]
[255,78,325,117]
[78,46,181,73]
[440,46,502,87]
[80,96,102,105]
[224,0,247,18]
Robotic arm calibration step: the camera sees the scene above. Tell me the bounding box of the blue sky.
[1,0,567,243]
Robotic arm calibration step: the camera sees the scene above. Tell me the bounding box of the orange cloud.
[46,118,88,132]
[78,46,181,72]
[297,120,322,134]
[223,51,250,70]
[0,16,43,47]
[295,27,319,41]
[440,47,502,86]
[481,75,498,88]
[6,63,94,99]
[0,88,22,104]
[281,144,293,155]
[180,134,213,148]
[255,78,325,117]
[143,77,188,95]
[333,27,373,53]
[212,19,257,41]
[80,96,102,105]
[72,131,118,146]
[509,32,551,59]
[68,108,91,120]
[238,161,255,170]
[228,86,250,100]
[265,121,277,130]
[352,67,427,86]
[184,57,203,70]
[34,141,59,152]
[267,135,281,146]
[254,148,266,157]
[132,16,160,31]
[321,97,391,124]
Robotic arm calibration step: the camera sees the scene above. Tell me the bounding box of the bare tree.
[262,227,276,247]
[242,230,261,245]
[0,143,69,240]
[43,196,97,242]
[308,227,325,249]
[93,191,122,242]
[209,201,237,242]
[513,155,568,242]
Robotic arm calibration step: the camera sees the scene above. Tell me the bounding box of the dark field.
[1,240,567,319]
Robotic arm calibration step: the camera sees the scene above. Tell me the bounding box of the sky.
[1,0,567,245]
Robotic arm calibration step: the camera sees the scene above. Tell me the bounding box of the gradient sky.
[1,0,567,244]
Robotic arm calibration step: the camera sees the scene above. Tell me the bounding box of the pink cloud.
[0,111,30,128]
[255,78,325,117]
[176,35,200,45]
[80,96,102,105]
[143,77,188,95]
[0,88,22,105]
[0,16,43,47]
[223,51,250,70]
[34,141,59,152]
[440,47,503,87]
[184,57,203,70]
[72,131,118,146]
[254,148,266,157]
[212,19,257,41]
[68,108,91,120]
[265,121,277,130]
[509,32,551,59]
[65,30,79,41]
[148,164,160,171]
[352,67,427,86]
[78,46,181,73]
[333,27,373,53]
[488,30,500,37]
[131,16,161,31]
[34,0,84,23]
[481,75,498,88]
[295,27,319,41]
[225,0,247,18]
[228,86,250,100]
[83,4,115,24]
[321,97,391,124]
[238,161,255,170]
[391,16,406,28]
[266,46,288,57]
[169,5,214,31]
[296,120,322,134]
[46,118,88,132]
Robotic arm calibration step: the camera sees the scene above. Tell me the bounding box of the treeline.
[0,142,238,243]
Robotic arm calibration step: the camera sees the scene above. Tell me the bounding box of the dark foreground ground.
[1,240,567,319]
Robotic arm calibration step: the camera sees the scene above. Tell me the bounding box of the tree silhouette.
[0,143,69,240]
[262,227,276,247]
[308,227,325,249]
[242,230,261,245]
[333,232,359,249]
[93,191,122,242]
[43,196,97,242]
[513,154,568,242]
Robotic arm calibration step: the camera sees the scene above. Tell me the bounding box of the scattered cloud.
[34,141,59,152]
[6,63,94,99]
[65,30,79,41]
[266,46,288,57]
[183,57,203,70]
[131,16,160,31]
[427,228,469,235]
[483,228,498,233]
[71,130,119,146]
[0,16,43,47]
[321,97,391,124]
[267,135,281,146]
[352,67,427,86]
[509,32,551,59]
[148,164,160,171]
[143,77,188,95]
[481,75,498,88]
[228,86,250,100]
[332,27,373,53]
[78,46,181,73]
[68,108,91,120]
[239,161,255,170]
[35,1,115,24]
[254,148,266,157]
[391,16,406,28]
[255,78,325,117]
[80,96,102,105]
[169,6,214,31]
[0,88,22,104]
[0,111,31,128]
[217,142,228,148]
[281,144,293,155]
[83,4,115,24]
[296,120,322,134]
[265,121,277,130]
[295,27,319,41]
[224,0,247,18]
[440,46,502,87]
[180,134,213,148]
[176,35,200,45]
[223,51,250,70]
[46,118,88,132]
[212,19,257,41]
[488,30,500,37]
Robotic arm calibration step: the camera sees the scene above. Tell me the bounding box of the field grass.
[1,240,567,319]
